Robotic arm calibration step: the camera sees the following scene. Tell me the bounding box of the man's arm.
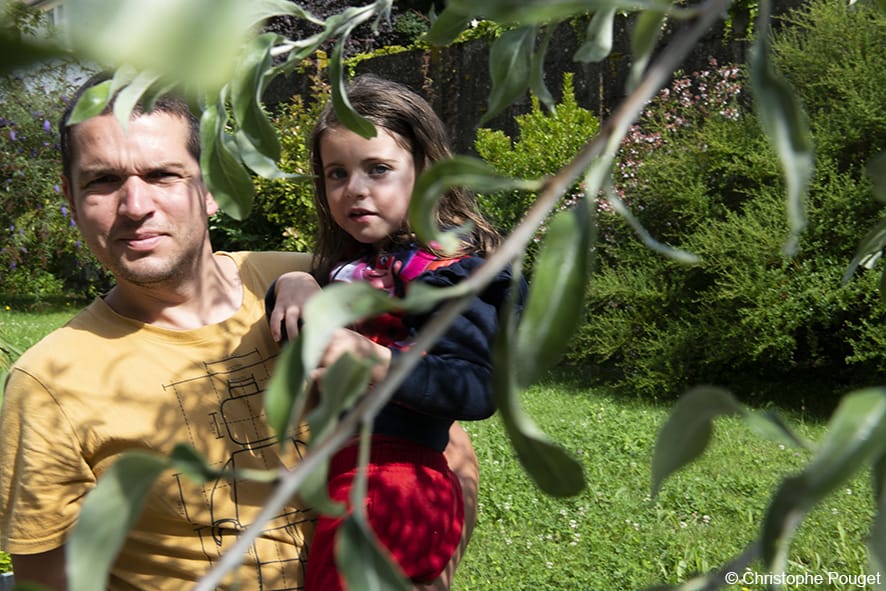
[417,422,479,590]
[11,546,68,591]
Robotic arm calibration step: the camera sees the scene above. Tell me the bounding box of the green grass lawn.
[0,306,877,589]
[454,371,875,591]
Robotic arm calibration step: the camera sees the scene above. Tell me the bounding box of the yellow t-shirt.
[0,251,316,590]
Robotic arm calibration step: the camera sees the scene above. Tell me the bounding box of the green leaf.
[514,203,591,388]
[410,156,542,253]
[870,503,886,588]
[574,9,617,63]
[749,34,814,257]
[627,9,665,92]
[65,0,251,93]
[650,386,745,498]
[842,215,886,286]
[492,276,585,498]
[482,26,535,124]
[309,354,373,445]
[265,336,309,442]
[761,388,886,572]
[337,513,410,591]
[112,70,162,131]
[605,189,701,264]
[244,0,324,28]
[329,39,376,139]
[866,151,886,203]
[68,452,170,591]
[425,8,472,45]
[231,33,281,163]
[744,410,811,451]
[68,80,114,126]
[233,130,305,180]
[530,27,555,112]
[872,452,886,577]
[290,354,374,517]
[168,443,223,483]
[199,101,255,220]
[301,282,396,372]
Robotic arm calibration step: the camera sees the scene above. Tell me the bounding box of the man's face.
[62,111,218,288]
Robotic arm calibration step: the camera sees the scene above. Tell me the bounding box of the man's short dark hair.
[59,72,201,179]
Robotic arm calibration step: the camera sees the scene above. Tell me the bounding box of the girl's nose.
[346,172,370,198]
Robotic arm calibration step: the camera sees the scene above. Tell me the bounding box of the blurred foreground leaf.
[69,452,169,591]
[651,386,745,498]
[761,388,886,573]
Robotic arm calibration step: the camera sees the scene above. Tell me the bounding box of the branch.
[194,0,733,587]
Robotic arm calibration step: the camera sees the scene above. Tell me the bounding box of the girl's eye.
[327,168,347,181]
[369,163,390,175]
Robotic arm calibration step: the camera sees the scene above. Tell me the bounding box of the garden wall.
[264,2,806,154]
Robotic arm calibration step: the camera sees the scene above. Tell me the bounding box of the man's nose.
[118,176,156,217]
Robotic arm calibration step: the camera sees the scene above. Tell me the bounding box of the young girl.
[266,74,524,590]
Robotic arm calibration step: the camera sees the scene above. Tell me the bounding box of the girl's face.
[320,124,416,248]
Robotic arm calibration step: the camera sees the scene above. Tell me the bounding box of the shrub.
[0,62,110,299]
[474,73,600,238]
[568,0,886,403]
[210,81,328,254]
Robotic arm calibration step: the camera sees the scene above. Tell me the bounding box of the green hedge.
[567,0,886,403]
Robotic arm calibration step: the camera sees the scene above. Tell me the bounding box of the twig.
[194,0,733,587]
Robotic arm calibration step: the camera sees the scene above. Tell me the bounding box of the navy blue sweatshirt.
[266,249,526,451]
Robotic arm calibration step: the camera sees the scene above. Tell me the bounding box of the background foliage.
[2,0,885,589]
[210,86,326,254]
[475,73,600,241]
[567,0,886,404]
[0,4,108,299]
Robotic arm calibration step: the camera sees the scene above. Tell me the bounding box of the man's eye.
[87,175,119,187]
[147,170,179,181]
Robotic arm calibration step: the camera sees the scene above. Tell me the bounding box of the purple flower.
[43,119,51,133]
[61,204,68,217]
[9,130,16,141]
[53,184,61,193]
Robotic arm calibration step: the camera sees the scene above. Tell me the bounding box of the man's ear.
[205,191,220,217]
[61,176,78,224]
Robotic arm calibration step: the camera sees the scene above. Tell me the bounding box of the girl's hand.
[269,271,322,342]
[313,328,392,385]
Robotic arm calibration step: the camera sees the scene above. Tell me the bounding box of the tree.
[2,1,885,590]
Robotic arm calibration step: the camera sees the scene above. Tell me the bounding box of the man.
[0,74,478,590]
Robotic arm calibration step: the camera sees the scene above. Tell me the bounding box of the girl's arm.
[392,257,527,421]
[265,271,322,342]
[311,257,527,421]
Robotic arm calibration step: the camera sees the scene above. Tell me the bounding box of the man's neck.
[104,253,242,330]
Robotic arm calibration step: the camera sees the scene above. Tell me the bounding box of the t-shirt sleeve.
[390,257,527,421]
[0,368,95,554]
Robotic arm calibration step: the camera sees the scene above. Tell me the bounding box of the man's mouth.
[119,232,163,251]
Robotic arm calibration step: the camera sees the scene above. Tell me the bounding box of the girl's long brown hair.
[310,74,501,283]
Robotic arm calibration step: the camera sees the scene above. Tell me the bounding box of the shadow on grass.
[548,360,876,422]
[0,293,92,313]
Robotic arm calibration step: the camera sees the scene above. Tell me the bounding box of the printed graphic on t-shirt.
[163,348,314,590]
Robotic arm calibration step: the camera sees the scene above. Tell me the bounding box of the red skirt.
[304,435,464,590]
